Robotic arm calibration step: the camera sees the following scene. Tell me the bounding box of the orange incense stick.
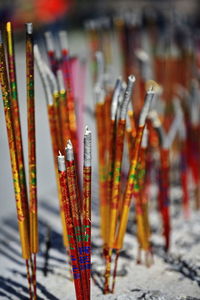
[159,148,170,251]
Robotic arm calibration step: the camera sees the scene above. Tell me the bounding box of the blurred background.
[0,0,200,31]
[1,0,200,223]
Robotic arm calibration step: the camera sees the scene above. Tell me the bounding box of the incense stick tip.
[65,140,74,161]
[147,86,155,94]
[26,23,33,34]
[117,75,122,81]
[84,126,91,166]
[66,140,73,150]
[84,125,91,135]
[57,152,66,171]
[6,22,11,32]
[128,75,136,83]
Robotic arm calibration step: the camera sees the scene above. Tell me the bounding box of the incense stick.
[26,23,37,300]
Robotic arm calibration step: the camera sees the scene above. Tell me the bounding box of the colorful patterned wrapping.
[66,158,90,300]
[6,22,29,236]
[135,148,151,255]
[58,88,71,152]
[105,119,116,245]
[52,91,63,152]
[82,166,91,296]
[115,126,144,250]
[58,167,85,300]
[82,127,92,294]
[108,119,126,249]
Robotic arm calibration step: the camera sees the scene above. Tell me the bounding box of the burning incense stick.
[83,126,92,295]
[0,29,32,298]
[65,140,90,300]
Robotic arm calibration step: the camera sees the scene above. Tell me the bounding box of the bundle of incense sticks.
[92,34,200,291]
[57,127,91,300]
[35,30,84,252]
[0,22,37,299]
[94,70,195,293]
[94,48,158,292]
